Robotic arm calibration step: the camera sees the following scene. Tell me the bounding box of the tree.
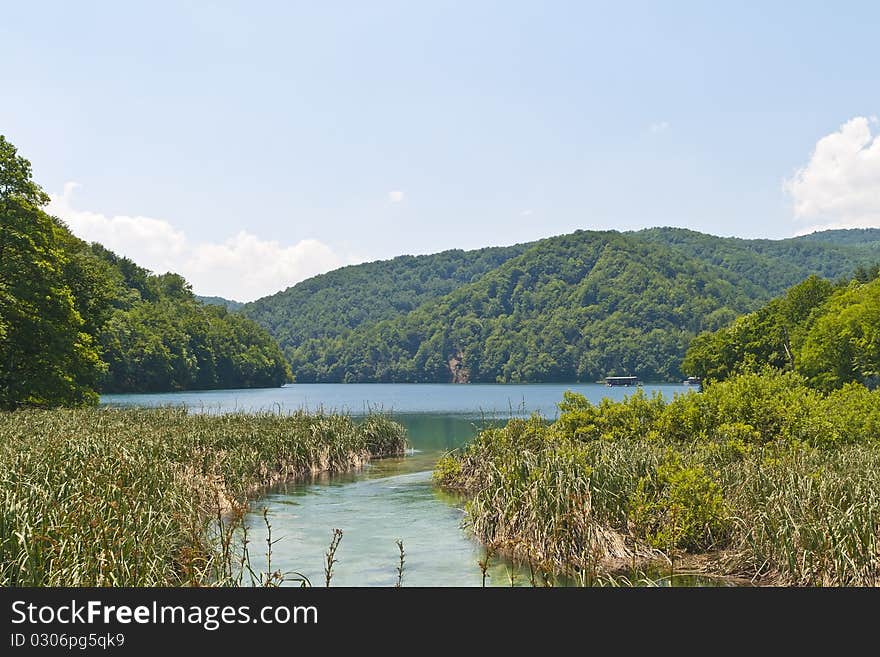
[797,279,880,391]
[682,272,879,391]
[0,136,104,409]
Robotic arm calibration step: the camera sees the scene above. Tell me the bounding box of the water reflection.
[101,383,726,586]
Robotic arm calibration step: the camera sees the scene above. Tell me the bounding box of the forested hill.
[243,227,880,384]
[241,244,529,346]
[636,227,880,291]
[90,245,289,394]
[0,135,289,409]
[682,266,880,391]
[795,228,880,247]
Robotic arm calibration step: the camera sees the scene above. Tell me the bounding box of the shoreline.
[0,407,408,586]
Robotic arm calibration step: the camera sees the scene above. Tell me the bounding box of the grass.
[434,371,880,586]
[0,406,406,586]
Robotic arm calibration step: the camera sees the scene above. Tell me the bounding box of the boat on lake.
[604,376,640,387]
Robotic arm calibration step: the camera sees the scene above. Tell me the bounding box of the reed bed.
[435,371,880,586]
[0,407,406,586]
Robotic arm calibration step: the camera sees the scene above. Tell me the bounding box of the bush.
[818,383,880,447]
[556,389,667,442]
[437,372,880,584]
[628,456,728,551]
[432,454,462,486]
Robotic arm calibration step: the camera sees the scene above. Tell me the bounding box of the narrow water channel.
[243,414,508,587]
[103,383,724,586]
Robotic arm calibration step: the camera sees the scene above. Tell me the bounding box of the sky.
[2,1,879,301]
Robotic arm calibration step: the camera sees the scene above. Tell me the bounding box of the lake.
[102,382,707,586]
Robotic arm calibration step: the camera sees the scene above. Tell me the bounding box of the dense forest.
[242,243,529,347]
[242,226,880,384]
[638,226,880,291]
[683,266,880,391]
[6,132,880,399]
[0,136,289,409]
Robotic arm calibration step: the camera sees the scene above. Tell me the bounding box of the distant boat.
[605,376,640,387]
[682,376,702,386]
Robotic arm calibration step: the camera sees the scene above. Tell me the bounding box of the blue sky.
[2,1,879,300]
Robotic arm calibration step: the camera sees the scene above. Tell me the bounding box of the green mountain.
[795,228,880,247]
[241,244,529,347]
[196,295,244,312]
[637,227,880,290]
[242,227,880,384]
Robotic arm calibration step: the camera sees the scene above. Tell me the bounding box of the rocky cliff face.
[448,352,470,384]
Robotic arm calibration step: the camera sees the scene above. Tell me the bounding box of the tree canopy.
[683,271,880,391]
[243,225,880,384]
[0,136,104,408]
[241,243,529,347]
[0,136,290,408]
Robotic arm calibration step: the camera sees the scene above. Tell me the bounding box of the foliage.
[797,278,880,390]
[241,244,528,347]
[196,295,244,312]
[0,407,406,586]
[0,135,291,405]
[246,225,880,384]
[629,457,727,551]
[638,226,880,290]
[555,388,666,442]
[436,372,880,584]
[279,232,770,383]
[99,293,289,393]
[683,272,880,391]
[794,228,880,248]
[80,247,291,393]
[0,136,104,409]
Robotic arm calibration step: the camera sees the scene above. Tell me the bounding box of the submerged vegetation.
[0,407,406,586]
[434,371,880,586]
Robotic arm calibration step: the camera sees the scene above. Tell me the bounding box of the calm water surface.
[102,383,719,586]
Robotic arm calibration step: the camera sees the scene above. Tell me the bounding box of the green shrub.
[818,383,880,447]
[436,372,880,584]
[557,389,666,442]
[432,454,463,486]
[628,457,728,551]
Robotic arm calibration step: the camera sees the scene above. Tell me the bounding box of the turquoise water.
[102,383,716,586]
[100,382,688,417]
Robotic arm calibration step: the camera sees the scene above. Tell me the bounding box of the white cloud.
[520,209,534,216]
[649,121,670,133]
[786,116,880,234]
[388,190,404,203]
[48,184,348,302]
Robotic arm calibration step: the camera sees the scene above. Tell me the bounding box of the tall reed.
[435,372,880,585]
[0,407,406,586]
